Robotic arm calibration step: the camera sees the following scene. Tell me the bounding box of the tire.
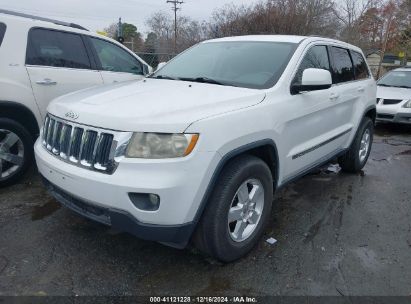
[0,118,34,187]
[338,117,374,173]
[193,155,274,262]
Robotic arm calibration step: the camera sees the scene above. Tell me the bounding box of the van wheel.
[0,118,33,187]
[338,117,374,173]
[193,155,273,262]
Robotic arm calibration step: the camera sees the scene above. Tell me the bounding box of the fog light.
[149,194,160,207]
[128,193,160,211]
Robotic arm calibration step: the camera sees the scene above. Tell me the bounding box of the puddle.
[31,199,61,221]
[397,149,411,155]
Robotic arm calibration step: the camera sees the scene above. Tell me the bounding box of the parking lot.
[0,123,410,297]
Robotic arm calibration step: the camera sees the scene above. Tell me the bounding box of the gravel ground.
[0,123,410,297]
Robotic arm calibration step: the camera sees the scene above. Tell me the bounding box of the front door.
[88,37,145,84]
[281,44,353,181]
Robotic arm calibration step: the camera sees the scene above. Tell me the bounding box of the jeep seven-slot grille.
[42,115,114,173]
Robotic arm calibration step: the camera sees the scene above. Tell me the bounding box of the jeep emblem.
[65,111,79,120]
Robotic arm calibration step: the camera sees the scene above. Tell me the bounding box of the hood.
[48,79,266,133]
[377,85,411,101]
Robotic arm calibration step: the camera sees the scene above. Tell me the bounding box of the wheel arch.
[363,105,376,124]
[192,139,279,227]
[0,101,40,140]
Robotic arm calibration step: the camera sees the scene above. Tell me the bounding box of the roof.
[203,35,362,52]
[205,35,307,44]
[0,9,88,31]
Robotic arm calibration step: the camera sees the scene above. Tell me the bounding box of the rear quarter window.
[350,50,370,80]
[329,46,355,84]
[0,23,6,47]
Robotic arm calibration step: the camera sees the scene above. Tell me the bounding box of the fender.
[0,100,40,138]
[191,139,279,226]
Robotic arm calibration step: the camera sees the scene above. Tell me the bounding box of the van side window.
[351,51,370,80]
[0,23,6,47]
[329,47,355,84]
[26,28,91,69]
[293,45,330,85]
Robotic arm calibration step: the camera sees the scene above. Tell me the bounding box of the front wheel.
[338,117,374,173]
[0,118,34,187]
[193,155,274,262]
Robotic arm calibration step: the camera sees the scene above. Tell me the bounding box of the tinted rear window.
[329,47,355,84]
[351,51,370,80]
[0,23,6,47]
[26,28,91,69]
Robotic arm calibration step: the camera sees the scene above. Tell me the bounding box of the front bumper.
[376,112,411,124]
[41,177,193,247]
[376,103,411,124]
[35,138,221,247]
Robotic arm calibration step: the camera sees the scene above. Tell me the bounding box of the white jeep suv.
[35,36,376,262]
[0,10,151,186]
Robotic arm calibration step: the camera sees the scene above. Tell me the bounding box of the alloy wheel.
[227,178,265,242]
[359,128,371,163]
[0,129,24,182]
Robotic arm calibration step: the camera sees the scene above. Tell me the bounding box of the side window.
[329,47,355,84]
[293,45,330,85]
[26,28,91,69]
[89,38,143,75]
[0,23,6,47]
[350,50,370,80]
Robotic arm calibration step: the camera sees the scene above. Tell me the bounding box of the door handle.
[357,86,365,92]
[36,79,57,86]
[330,93,339,101]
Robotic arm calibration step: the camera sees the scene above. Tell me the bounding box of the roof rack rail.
[0,9,88,31]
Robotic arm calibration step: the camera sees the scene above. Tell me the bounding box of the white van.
[0,10,151,186]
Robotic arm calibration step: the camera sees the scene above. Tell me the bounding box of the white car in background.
[376,68,411,124]
[0,9,152,187]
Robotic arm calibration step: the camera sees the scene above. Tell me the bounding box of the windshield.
[152,41,298,89]
[378,71,411,88]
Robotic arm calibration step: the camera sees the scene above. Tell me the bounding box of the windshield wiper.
[149,75,178,80]
[393,85,411,89]
[179,76,227,86]
[378,84,411,89]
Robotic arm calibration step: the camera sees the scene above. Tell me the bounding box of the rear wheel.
[338,117,374,173]
[193,155,274,262]
[0,118,34,187]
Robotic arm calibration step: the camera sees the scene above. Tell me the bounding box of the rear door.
[87,37,145,84]
[327,46,361,145]
[26,28,103,118]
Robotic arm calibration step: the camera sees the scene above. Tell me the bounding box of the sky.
[0,0,261,35]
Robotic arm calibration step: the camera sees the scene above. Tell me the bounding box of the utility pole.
[167,0,184,54]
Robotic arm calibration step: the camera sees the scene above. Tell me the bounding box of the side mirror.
[156,62,167,72]
[291,68,332,94]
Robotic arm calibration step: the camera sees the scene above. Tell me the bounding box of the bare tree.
[334,0,384,45]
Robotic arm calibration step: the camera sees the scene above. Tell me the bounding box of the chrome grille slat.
[46,119,55,150]
[41,115,118,174]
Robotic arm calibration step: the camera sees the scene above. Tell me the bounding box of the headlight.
[126,133,199,158]
[403,100,411,108]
